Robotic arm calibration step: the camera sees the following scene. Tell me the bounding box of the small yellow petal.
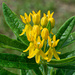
[20,15,26,23]
[53,35,56,42]
[53,48,60,60]
[39,39,44,49]
[40,50,48,60]
[23,46,30,52]
[48,36,51,46]
[47,49,53,62]
[56,39,60,45]
[35,53,40,63]
[57,52,61,54]
[32,11,36,14]
[37,36,41,43]
[50,12,54,18]
[45,49,49,55]
[47,11,50,17]
[19,28,26,36]
[29,46,34,56]
[43,13,46,17]
[23,42,33,52]
[28,49,39,59]
[37,10,41,17]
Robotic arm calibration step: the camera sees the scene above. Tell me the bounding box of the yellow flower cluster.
[20,10,60,63]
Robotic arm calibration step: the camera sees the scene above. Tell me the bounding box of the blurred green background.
[0,0,75,75]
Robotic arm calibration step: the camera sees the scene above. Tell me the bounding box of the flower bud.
[41,28,49,40]
[48,18,55,28]
[41,17,48,27]
[32,14,40,25]
[32,25,41,37]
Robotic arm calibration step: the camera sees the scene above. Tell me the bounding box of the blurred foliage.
[61,0,75,4]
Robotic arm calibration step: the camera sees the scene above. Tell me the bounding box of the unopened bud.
[41,17,48,27]
[32,25,40,37]
[48,18,55,28]
[41,28,49,40]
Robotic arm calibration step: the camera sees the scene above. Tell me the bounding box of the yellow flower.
[20,13,31,24]
[45,35,60,62]
[23,30,36,56]
[26,30,35,42]
[23,42,34,56]
[31,10,41,25]
[20,24,32,36]
[28,36,48,63]
[20,13,32,36]
[47,11,55,28]
[41,28,49,40]
[41,13,48,27]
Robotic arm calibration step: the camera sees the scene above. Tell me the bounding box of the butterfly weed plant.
[0,2,75,75]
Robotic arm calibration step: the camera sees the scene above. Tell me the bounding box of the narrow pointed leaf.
[0,53,42,75]
[47,56,75,69]
[0,66,17,75]
[56,16,74,39]
[2,3,29,46]
[56,17,75,50]
[0,34,27,52]
[59,50,75,59]
[62,32,75,48]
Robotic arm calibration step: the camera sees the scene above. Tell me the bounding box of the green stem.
[44,41,47,52]
[43,63,47,75]
[20,69,26,75]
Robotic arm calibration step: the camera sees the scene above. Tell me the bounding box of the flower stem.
[43,63,47,75]
[20,69,26,75]
[44,41,47,52]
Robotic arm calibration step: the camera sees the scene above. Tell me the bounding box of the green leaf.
[56,69,75,75]
[2,3,29,46]
[0,53,42,75]
[56,16,75,50]
[0,34,27,52]
[0,66,17,75]
[20,69,26,75]
[59,50,75,59]
[46,21,51,33]
[62,32,75,48]
[47,56,75,69]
